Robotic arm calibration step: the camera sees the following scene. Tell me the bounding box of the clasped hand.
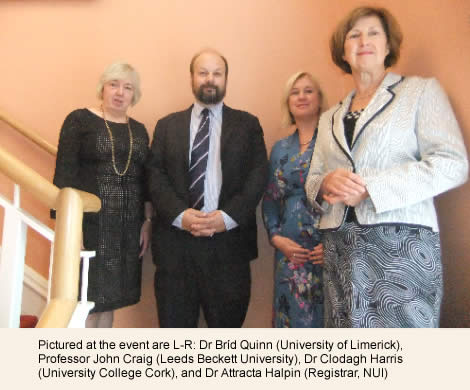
[272,235,324,265]
[182,209,226,237]
[321,168,368,206]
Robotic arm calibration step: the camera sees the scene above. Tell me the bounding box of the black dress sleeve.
[139,123,152,203]
[51,110,83,218]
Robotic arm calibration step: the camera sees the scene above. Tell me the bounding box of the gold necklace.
[102,107,133,176]
[299,129,316,146]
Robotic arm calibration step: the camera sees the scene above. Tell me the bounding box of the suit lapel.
[176,106,193,171]
[216,104,234,207]
[351,73,403,148]
[330,73,404,168]
[220,104,235,157]
[331,95,354,158]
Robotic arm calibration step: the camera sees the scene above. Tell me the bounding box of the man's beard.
[193,82,226,105]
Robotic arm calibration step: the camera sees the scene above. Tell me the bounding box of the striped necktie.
[189,108,210,210]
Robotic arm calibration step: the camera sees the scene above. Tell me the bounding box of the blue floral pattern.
[262,130,323,328]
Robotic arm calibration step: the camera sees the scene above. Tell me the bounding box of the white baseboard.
[0,244,48,298]
[23,264,48,299]
[22,265,48,317]
[0,244,48,316]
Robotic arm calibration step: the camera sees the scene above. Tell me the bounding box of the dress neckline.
[294,128,317,157]
[85,108,129,125]
[344,109,364,121]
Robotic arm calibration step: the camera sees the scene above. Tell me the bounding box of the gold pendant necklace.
[102,106,133,176]
[299,129,316,146]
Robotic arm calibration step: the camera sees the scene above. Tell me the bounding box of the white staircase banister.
[0,143,101,328]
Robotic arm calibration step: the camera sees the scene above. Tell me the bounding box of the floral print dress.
[262,130,323,327]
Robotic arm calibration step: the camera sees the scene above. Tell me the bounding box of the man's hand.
[182,208,210,234]
[190,210,226,237]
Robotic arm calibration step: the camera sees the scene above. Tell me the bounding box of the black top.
[343,110,363,223]
[343,109,363,149]
[53,108,149,312]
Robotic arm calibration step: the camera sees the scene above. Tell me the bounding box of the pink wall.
[1,0,469,327]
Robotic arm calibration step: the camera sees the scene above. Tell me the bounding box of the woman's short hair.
[281,71,327,129]
[96,61,142,105]
[330,6,403,74]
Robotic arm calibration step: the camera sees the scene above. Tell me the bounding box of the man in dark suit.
[147,49,268,327]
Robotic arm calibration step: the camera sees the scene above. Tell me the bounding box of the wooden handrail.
[0,146,100,212]
[0,144,101,327]
[0,108,57,156]
[37,188,86,327]
[0,145,58,207]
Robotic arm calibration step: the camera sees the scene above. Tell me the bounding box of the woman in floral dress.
[262,71,326,327]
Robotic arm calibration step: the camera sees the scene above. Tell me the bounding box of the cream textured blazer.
[305,72,468,232]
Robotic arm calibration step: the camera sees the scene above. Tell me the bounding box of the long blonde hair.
[280,71,326,129]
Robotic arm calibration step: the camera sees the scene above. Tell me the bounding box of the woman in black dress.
[53,61,152,327]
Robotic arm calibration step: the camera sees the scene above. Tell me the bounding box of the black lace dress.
[53,108,149,312]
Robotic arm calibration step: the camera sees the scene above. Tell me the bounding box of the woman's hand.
[272,235,322,265]
[341,189,370,207]
[308,243,324,265]
[321,169,366,205]
[139,220,152,258]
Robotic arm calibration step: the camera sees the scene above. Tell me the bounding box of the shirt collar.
[193,100,223,118]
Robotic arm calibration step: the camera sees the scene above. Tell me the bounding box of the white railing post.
[47,242,54,302]
[67,250,95,328]
[13,184,20,208]
[0,206,27,327]
[0,185,56,328]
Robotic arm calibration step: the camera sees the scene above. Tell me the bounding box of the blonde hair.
[96,61,142,105]
[281,71,326,129]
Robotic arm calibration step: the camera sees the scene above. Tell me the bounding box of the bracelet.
[145,217,152,222]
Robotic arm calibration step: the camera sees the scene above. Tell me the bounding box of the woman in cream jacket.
[306,6,468,328]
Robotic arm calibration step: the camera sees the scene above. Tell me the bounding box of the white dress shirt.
[172,101,238,230]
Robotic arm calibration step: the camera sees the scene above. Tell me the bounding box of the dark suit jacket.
[147,104,268,266]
